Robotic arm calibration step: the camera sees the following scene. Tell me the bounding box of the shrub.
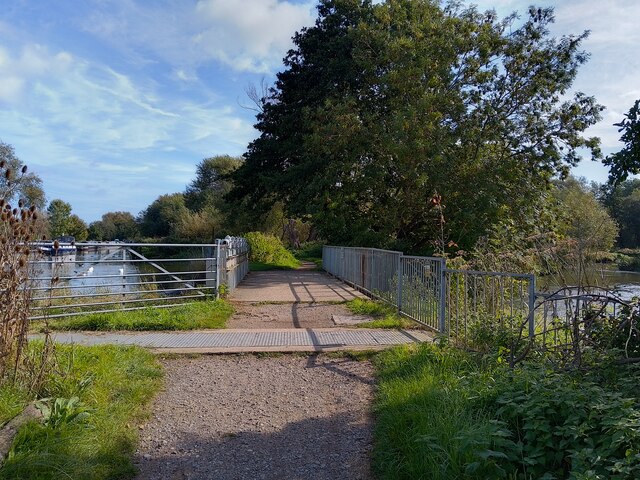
[245,231,299,269]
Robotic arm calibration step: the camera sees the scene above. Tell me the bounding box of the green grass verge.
[346,298,417,329]
[373,344,497,480]
[373,343,640,479]
[0,343,163,479]
[39,299,234,332]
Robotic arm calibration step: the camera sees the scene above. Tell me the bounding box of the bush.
[618,254,640,272]
[373,343,640,480]
[245,231,300,269]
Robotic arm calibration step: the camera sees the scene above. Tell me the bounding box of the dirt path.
[227,302,355,329]
[135,355,375,480]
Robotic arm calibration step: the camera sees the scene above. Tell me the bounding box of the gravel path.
[135,355,376,480]
[227,302,357,329]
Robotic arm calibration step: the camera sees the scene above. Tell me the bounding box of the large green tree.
[230,0,602,253]
[139,193,188,238]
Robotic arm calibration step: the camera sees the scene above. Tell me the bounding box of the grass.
[346,298,417,329]
[372,343,501,480]
[0,342,163,479]
[249,261,299,271]
[37,299,234,332]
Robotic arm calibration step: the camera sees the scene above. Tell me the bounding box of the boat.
[36,236,77,256]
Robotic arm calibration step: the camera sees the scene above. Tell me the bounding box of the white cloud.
[0,40,255,220]
[193,0,316,72]
[81,0,316,73]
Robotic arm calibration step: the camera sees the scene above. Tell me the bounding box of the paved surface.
[230,270,366,303]
[48,328,431,353]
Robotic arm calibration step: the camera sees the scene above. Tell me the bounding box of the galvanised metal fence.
[28,237,248,320]
[323,245,535,336]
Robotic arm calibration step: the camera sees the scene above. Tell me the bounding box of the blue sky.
[0,0,638,222]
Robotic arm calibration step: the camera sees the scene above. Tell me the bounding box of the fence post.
[215,239,223,298]
[528,274,536,338]
[439,259,447,333]
[396,254,403,312]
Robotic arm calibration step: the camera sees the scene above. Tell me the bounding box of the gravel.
[135,354,376,480]
[227,302,360,329]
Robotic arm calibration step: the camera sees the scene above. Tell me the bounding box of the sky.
[0,0,638,222]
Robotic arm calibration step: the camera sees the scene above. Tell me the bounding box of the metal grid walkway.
[47,328,432,353]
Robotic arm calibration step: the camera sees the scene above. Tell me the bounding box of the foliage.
[0,141,46,210]
[555,176,619,256]
[618,253,640,272]
[245,231,300,269]
[490,367,640,479]
[184,155,242,212]
[174,205,224,243]
[0,343,163,479]
[605,99,640,184]
[372,343,640,480]
[293,241,324,261]
[598,179,640,248]
[66,214,88,241]
[35,396,90,429]
[46,199,72,238]
[41,299,234,331]
[88,211,139,241]
[139,193,188,239]
[231,1,603,253]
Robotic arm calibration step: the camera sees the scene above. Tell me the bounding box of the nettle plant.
[0,161,40,381]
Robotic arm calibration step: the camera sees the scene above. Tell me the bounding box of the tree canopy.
[88,211,139,241]
[604,99,640,184]
[230,0,603,253]
[184,155,242,212]
[47,199,73,238]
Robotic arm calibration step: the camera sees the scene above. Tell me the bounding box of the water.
[537,267,640,301]
[32,247,140,295]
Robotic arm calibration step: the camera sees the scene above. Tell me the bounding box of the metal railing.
[323,245,535,336]
[27,238,249,320]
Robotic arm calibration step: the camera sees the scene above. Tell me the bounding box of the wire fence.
[27,237,249,320]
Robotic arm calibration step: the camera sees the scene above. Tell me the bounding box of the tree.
[184,155,243,212]
[139,194,188,238]
[230,0,603,253]
[597,178,640,248]
[67,214,88,241]
[604,99,640,184]
[47,199,72,238]
[556,177,618,255]
[98,211,139,241]
[0,141,46,210]
[618,190,640,248]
